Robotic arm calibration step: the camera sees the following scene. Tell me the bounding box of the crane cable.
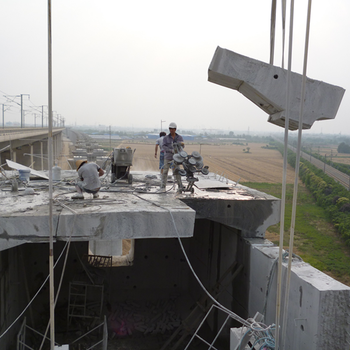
[281,1,313,349]
[274,0,295,347]
[269,0,277,65]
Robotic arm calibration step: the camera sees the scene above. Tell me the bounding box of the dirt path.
[57,135,74,170]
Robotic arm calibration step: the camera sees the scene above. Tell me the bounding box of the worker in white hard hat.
[159,122,184,194]
[155,131,166,174]
[72,159,104,199]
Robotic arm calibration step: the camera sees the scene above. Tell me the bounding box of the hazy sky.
[1,0,349,134]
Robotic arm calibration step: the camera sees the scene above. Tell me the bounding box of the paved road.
[276,139,350,190]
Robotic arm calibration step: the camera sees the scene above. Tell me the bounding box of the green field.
[243,181,350,286]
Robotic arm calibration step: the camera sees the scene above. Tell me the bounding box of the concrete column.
[13,151,16,162]
[53,135,57,164]
[43,140,48,170]
[30,144,34,168]
[40,142,44,170]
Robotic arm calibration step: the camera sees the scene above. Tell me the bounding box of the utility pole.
[21,94,30,128]
[40,105,47,127]
[109,125,112,152]
[1,104,8,128]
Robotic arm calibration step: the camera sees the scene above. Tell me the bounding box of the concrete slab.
[0,185,195,252]
[208,47,345,130]
[0,170,280,251]
[181,182,280,237]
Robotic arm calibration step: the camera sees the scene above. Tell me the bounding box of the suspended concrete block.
[208,46,345,130]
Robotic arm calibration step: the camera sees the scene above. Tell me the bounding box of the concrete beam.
[0,171,280,250]
[208,47,345,130]
[0,181,196,251]
[181,183,280,237]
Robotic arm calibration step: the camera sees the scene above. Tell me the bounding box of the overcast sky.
[0,0,349,134]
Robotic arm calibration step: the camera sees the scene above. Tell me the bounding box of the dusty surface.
[113,141,296,184]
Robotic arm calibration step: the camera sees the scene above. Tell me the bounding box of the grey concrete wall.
[0,246,31,350]
[2,223,349,349]
[187,219,244,342]
[245,239,350,350]
[0,220,241,348]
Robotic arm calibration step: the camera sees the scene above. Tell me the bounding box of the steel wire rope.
[270,0,277,65]
[275,0,295,347]
[0,238,71,339]
[281,2,312,348]
[1,92,21,107]
[38,208,77,350]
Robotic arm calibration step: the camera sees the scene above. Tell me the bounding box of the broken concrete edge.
[243,238,350,348]
[0,170,281,252]
[208,46,345,131]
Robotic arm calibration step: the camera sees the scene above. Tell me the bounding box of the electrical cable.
[132,190,279,347]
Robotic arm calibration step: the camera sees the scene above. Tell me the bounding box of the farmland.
[104,140,297,184]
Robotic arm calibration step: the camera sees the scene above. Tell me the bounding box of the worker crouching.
[72,160,105,199]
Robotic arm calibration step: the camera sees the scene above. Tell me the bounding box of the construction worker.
[160,122,184,194]
[72,159,104,199]
[155,131,166,174]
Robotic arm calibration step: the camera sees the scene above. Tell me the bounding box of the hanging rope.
[281,0,287,68]
[270,0,277,65]
[274,0,295,348]
[281,1,312,349]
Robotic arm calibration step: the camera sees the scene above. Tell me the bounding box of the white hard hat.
[169,122,177,129]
